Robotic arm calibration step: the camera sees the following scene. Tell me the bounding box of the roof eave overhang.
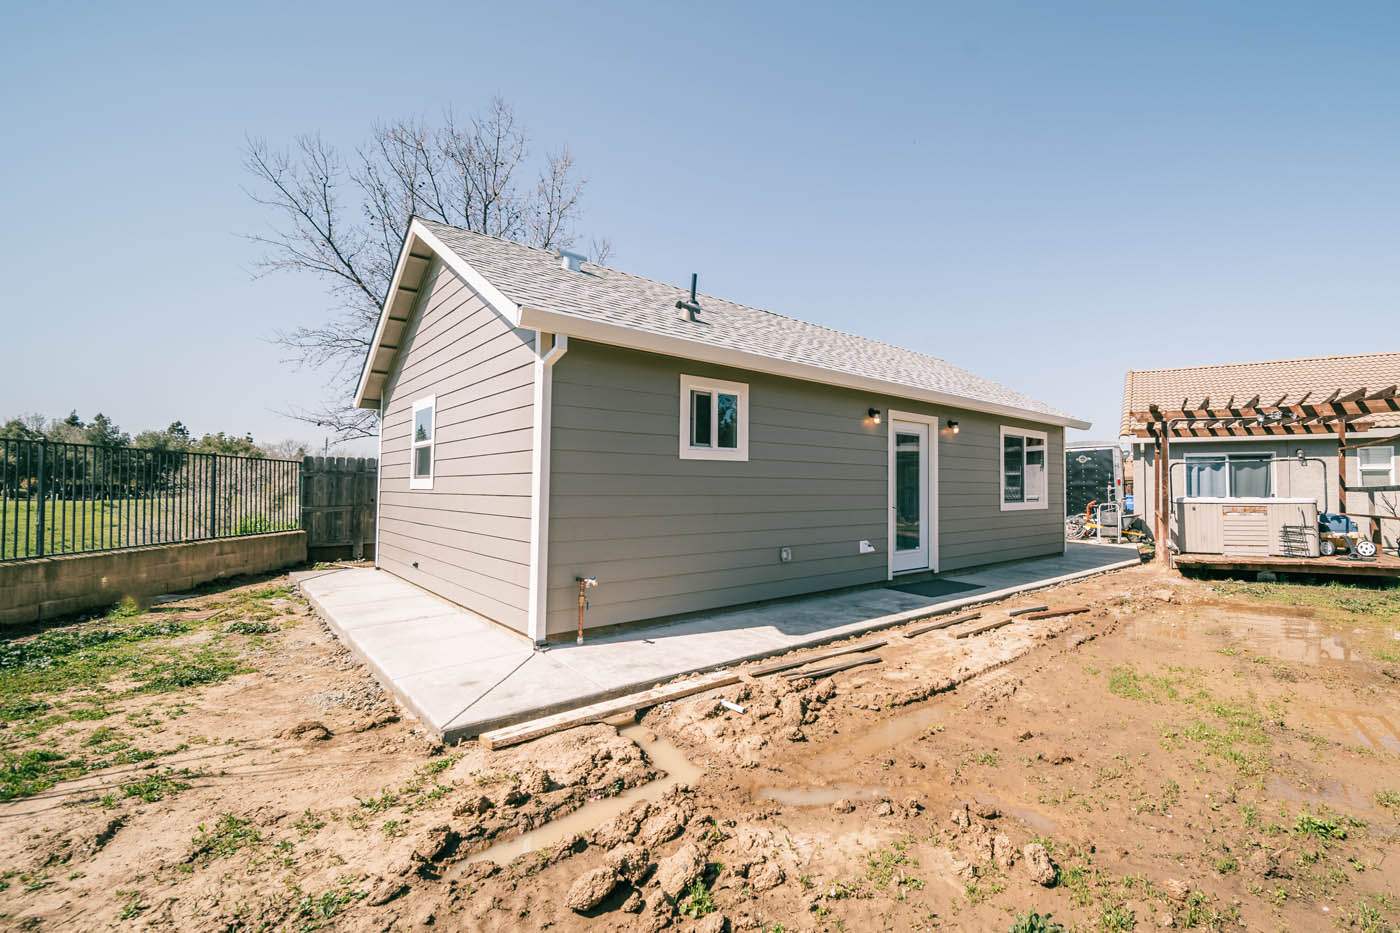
[352,218,524,409]
[517,304,1091,430]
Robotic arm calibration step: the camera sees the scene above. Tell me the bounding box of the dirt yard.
[2,561,1399,932]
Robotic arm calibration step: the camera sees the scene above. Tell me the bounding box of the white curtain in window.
[1186,459,1226,497]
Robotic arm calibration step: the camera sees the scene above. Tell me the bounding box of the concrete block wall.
[0,530,307,626]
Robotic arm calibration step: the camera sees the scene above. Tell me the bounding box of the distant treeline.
[2,412,308,461]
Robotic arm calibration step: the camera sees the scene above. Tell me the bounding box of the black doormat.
[887,578,985,599]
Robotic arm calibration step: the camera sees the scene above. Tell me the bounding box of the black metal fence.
[0,438,301,562]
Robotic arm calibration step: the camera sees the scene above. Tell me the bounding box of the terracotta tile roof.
[1120,352,1400,435]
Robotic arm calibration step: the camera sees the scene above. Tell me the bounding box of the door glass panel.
[716,393,738,448]
[690,390,711,447]
[896,432,921,551]
[1230,457,1271,497]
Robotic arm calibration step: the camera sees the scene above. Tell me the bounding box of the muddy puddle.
[755,783,890,807]
[1305,706,1400,755]
[1126,612,1390,667]
[465,726,702,865]
[972,793,1059,835]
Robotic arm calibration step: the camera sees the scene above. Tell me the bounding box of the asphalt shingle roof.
[1120,352,1400,435]
[418,219,1080,424]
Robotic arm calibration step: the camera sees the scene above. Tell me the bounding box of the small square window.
[679,375,748,461]
[411,396,435,489]
[1359,446,1395,487]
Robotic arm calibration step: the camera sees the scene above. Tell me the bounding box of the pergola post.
[1155,426,1171,565]
[1336,419,1347,520]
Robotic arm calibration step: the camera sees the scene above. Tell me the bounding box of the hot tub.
[1173,497,1319,558]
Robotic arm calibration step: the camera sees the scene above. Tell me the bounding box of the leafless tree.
[244,99,601,439]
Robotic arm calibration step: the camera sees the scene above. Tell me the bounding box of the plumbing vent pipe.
[676,273,702,321]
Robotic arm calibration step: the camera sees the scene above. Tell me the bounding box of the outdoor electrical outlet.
[779,546,792,563]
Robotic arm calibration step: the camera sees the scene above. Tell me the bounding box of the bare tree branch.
[243,100,602,442]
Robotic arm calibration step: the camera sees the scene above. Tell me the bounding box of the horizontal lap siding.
[936,413,1065,572]
[544,340,1065,635]
[378,259,535,633]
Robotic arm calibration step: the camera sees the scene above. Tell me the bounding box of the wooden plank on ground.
[954,617,1016,639]
[479,670,740,749]
[746,638,889,676]
[1007,605,1049,617]
[1024,607,1090,620]
[904,611,980,637]
[783,655,881,680]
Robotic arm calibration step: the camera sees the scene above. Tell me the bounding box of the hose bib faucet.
[575,576,598,645]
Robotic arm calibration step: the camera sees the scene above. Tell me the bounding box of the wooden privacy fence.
[301,457,377,561]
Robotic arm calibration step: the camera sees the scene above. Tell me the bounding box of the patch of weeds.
[223,620,281,635]
[1098,903,1134,932]
[974,751,1000,767]
[1,749,87,801]
[866,838,925,893]
[290,884,366,931]
[415,754,461,778]
[1107,666,1150,700]
[1213,855,1238,874]
[381,819,406,838]
[1010,913,1067,933]
[1293,812,1346,842]
[294,809,326,835]
[1375,789,1399,809]
[120,769,192,802]
[189,813,262,862]
[678,878,716,919]
[138,657,242,692]
[357,789,400,813]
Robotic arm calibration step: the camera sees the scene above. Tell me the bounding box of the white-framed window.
[1184,452,1273,498]
[1000,426,1048,511]
[1358,446,1395,487]
[679,375,748,461]
[410,395,436,489]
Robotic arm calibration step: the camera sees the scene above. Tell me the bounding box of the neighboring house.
[1121,353,1400,553]
[353,218,1089,644]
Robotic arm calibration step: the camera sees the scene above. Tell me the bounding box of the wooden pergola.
[1130,386,1400,564]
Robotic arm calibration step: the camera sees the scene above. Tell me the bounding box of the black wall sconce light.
[947,420,960,435]
[868,408,882,425]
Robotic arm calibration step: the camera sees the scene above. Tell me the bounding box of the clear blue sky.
[4,1,1397,454]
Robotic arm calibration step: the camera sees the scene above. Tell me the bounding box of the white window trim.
[1000,425,1049,512]
[1358,446,1395,486]
[410,394,436,489]
[1183,451,1276,498]
[678,374,749,461]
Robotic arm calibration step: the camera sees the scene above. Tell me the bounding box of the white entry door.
[891,421,931,573]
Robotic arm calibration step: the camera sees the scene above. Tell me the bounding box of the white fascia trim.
[375,396,384,567]
[353,219,523,408]
[528,333,569,645]
[517,305,1091,430]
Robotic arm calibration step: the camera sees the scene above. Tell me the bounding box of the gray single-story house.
[353,218,1089,644]
[1122,352,1400,554]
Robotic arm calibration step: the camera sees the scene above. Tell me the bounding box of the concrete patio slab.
[294,542,1140,743]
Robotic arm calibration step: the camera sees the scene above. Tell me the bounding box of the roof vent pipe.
[559,249,585,273]
[676,273,702,321]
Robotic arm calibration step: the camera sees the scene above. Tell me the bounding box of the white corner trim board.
[528,333,569,644]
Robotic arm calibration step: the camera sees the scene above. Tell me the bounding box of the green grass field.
[0,498,297,560]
